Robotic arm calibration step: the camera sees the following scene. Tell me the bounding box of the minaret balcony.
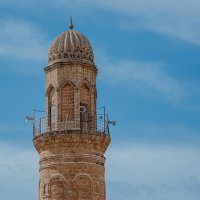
[33,115,109,138]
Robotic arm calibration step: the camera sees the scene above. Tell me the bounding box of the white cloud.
[106,144,200,200]
[94,48,200,108]
[1,142,200,200]
[80,0,200,45]
[0,142,38,200]
[110,61,185,101]
[0,20,48,61]
[120,123,200,144]
[1,0,200,45]
[98,56,189,104]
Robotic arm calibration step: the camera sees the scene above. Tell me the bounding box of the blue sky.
[0,0,200,200]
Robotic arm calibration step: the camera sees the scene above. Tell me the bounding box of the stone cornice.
[44,61,98,75]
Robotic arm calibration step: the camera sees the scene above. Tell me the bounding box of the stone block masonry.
[33,22,111,200]
[34,131,110,200]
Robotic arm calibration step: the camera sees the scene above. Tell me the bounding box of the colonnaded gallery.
[33,18,111,200]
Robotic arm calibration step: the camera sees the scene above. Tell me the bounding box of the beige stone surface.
[34,131,110,200]
[33,27,110,200]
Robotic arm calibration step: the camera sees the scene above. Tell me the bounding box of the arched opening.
[80,84,90,130]
[61,83,74,129]
[49,176,66,200]
[74,175,92,200]
[47,87,56,128]
[39,180,47,199]
[97,178,105,199]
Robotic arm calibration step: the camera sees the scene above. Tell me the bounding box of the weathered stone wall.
[34,132,110,200]
[34,26,111,200]
[61,84,74,122]
[45,62,97,129]
[33,60,110,200]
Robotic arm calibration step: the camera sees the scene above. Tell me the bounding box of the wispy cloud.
[1,142,200,200]
[80,0,200,45]
[2,0,200,45]
[96,51,200,108]
[0,142,38,200]
[102,59,187,102]
[118,123,200,144]
[106,144,200,200]
[0,19,48,61]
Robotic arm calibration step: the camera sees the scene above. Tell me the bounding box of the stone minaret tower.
[33,19,111,200]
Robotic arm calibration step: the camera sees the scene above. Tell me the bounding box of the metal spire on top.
[69,16,74,29]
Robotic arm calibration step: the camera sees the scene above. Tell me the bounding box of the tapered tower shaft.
[33,22,111,200]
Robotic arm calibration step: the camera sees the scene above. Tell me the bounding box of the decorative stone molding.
[59,79,76,90]
[72,173,94,183]
[48,174,67,198]
[48,30,94,65]
[46,84,56,97]
[39,153,105,170]
[78,79,94,92]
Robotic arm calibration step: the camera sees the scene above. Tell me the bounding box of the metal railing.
[33,115,109,138]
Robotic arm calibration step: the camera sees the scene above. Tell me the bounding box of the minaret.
[33,19,111,200]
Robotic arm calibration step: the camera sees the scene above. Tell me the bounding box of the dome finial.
[69,16,74,30]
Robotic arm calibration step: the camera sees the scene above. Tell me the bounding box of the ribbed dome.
[48,29,94,65]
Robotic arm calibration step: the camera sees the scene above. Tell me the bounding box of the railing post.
[39,117,41,134]
[33,112,109,137]
[107,114,110,135]
[33,121,35,138]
